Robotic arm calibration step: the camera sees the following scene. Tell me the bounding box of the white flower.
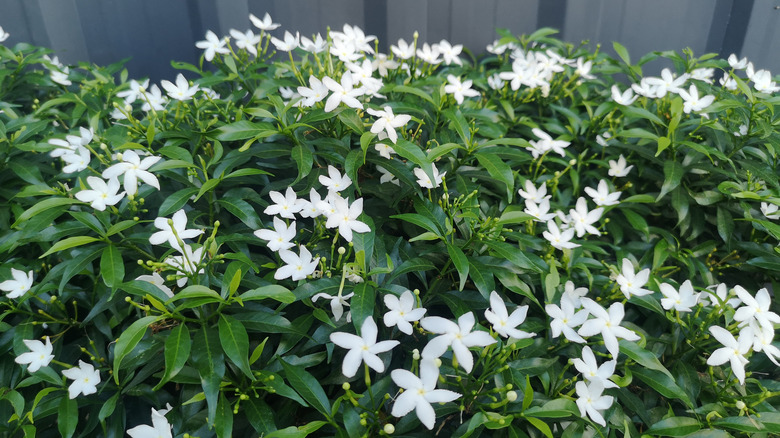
[703,283,742,308]
[569,197,603,237]
[375,141,396,159]
[584,179,621,206]
[444,75,479,105]
[596,132,612,147]
[391,38,415,60]
[264,187,303,219]
[149,209,204,251]
[141,84,167,112]
[300,34,327,53]
[15,337,54,372]
[751,69,780,93]
[615,259,652,298]
[376,165,400,186]
[367,106,411,144]
[102,150,161,196]
[323,72,364,112]
[437,40,463,65]
[416,43,441,65]
[127,407,173,438]
[62,360,101,399]
[542,221,579,250]
[135,272,174,299]
[563,281,589,308]
[195,30,228,62]
[761,202,780,220]
[296,188,325,219]
[330,317,399,378]
[524,199,557,222]
[707,325,752,385]
[528,128,570,158]
[720,73,738,90]
[644,68,689,97]
[324,196,371,242]
[117,79,150,104]
[161,73,198,101]
[312,290,354,322]
[575,380,614,427]
[330,38,361,63]
[420,312,496,373]
[611,85,637,105]
[51,67,72,86]
[297,76,329,107]
[545,295,587,343]
[229,29,261,57]
[0,268,34,299]
[691,67,715,84]
[271,31,299,52]
[249,12,280,31]
[573,346,618,389]
[578,299,639,358]
[575,57,596,80]
[165,245,206,287]
[319,165,352,193]
[608,155,633,177]
[255,217,296,252]
[383,290,426,335]
[733,286,780,333]
[678,85,715,114]
[331,24,375,54]
[518,180,550,203]
[487,74,505,90]
[751,322,780,366]
[414,164,445,189]
[484,291,535,339]
[728,54,748,70]
[0,26,9,42]
[659,280,700,312]
[61,146,91,174]
[275,245,319,281]
[75,176,125,211]
[390,368,461,430]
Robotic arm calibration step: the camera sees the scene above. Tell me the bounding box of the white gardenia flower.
[420,312,496,373]
[569,197,603,238]
[127,407,173,438]
[330,38,361,63]
[296,188,325,219]
[575,380,614,427]
[324,196,371,242]
[615,258,652,298]
[545,295,587,343]
[330,317,399,378]
[484,291,535,339]
[376,165,400,186]
[0,26,9,42]
[332,24,376,54]
[751,69,780,93]
[135,272,174,299]
[374,139,396,159]
[611,85,637,105]
[437,40,463,65]
[323,72,364,112]
[149,209,204,251]
[542,221,579,250]
[367,106,411,144]
[161,74,199,101]
[141,84,167,112]
[487,74,505,90]
[728,54,748,70]
[165,245,206,287]
[62,360,101,399]
[608,155,634,177]
[691,67,715,84]
[707,325,752,385]
[578,298,640,358]
[528,128,570,158]
[297,76,329,107]
[703,283,742,308]
[117,79,150,104]
[48,127,92,158]
[300,34,327,53]
[596,132,612,147]
[414,164,445,189]
[575,57,596,80]
[102,150,161,196]
[751,322,780,366]
[249,12,280,31]
[390,368,461,430]
[678,85,715,114]
[416,43,441,65]
[563,281,589,308]
[195,30,229,62]
[255,217,296,252]
[264,187,303,219]
[384,290,427,335]
[319,165,353,193]
[391,38,415,60]
[518,180,550,203]
[584,179,621,206]
[0,268,34,299]
[229,29,261,57]
[61,146,91,174]
[274,245,319,281]
[271,31,299,52]
[312,290,354,322]
[524,199,557,222]
[15,337,54,372]
[51,67,72,86]
[645,68,689,97]
[444,75,479,105]
[760,202,780,220]
[372,53,399,77]
[733,286,780,333]
[75,176,125,211]
[660,280,700,313]
[573,346,618,389]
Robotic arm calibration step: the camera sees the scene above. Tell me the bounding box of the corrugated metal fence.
[2,0,780,81]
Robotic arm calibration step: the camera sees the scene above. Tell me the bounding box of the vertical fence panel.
[387,0,429,45]
[494,0,539,42]
[741,0,780,73]
[449,0,498,51]
[35,0,89,63]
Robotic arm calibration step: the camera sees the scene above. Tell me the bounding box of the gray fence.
[2,0,779,81]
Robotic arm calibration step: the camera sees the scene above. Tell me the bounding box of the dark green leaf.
[39,236,101,258]
[218,314,253,379]
[240,285,296,303]
[447,243,470,291]
[113,315,162,384]
[657,160,684,201]
[280,359,332,420]
[100,244,124,288]
[350,283,375,331]
[191,327,225,424]
[155,323,191,389]
[58,397,78,438]
[646,417,702,436]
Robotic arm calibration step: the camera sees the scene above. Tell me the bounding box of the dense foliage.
[0,17,779,438]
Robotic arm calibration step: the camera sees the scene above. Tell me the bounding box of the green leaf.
[632,366,693,408]
[218,314,254,379]
[657,160,684,201]
[155,323,191,390]
[447,243,470,291]
[280,359,332,420]
[191,327,225,425]
[224,168,273,179]
[524,398,579,419]
[656,136,672,156]
[443,108,472,146]
[392,139,434,182]
[215,393,234,438]
[158,187,199,217]
[392,84,434,104]
[113,315,162,384]
[716,206,733,243]
[646,417,702,436]
[391,213,442,237]
[522,374,533,410]
[216,120,276,141]
[100,244,124,288]
[167,285,224,306]
[58,397,78,438]
[245,398,277,433]
[195,177,222,201]
[350,283,375,331]
[384,257,436,284]
[482,240,544,273]
[619,340,674,379]
[1,389,24,418]
[527,417,553,438]
[98,392,119,421]
[613,41,631,65]
[240,285,296,303]
[712,416,765,433]
[13,197,81,227]
[338,109,365,134]
[217,198,263,229]
[39,236,101,258]
[291,144,314,183]
[476,152,514,202]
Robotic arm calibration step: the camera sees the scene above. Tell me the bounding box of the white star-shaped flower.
[615,258,652,298]
[330,317,399,378]
[542,221,579,250]
[444,75,479,105]
[324,196,371,242]
[127,407,173,438]
[573,346,618,389]
[264,187,303,219]
[195,30,229,62]
[255,217,296,252]
[366,106,411,144]
[578,299,639,358]
[312,290,354,322]
[390,368,461,430]
[584,179,621,206]
[659,280,700,312]
[0,268,34,299]
[414,164,445,189]
[319,165,353,193]
[383,290,426,335]
[733,286,780,333]
[545,295,587,343]
[149,209,204,251]
[62,360,101,399]
[15,337,54,373]
[249,12,280,31]
[575,380,614,427]
[484,291,535,339]
[275,245,319,281]
[75,177,125,211]
[102,150,161,196]
[161,73,198,101]
[707,325,752,385]
[420,312,496,373]
[608,155,633,177]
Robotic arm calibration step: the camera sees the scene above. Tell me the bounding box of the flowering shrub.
[0,17,779,437]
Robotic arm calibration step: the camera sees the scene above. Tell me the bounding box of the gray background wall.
[1,0,778,82]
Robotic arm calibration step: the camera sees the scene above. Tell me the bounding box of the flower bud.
[342,382,351,391]
[412,349,420,360]
[736,400,746,410]
[338,246,346,255]
[506,391,518,402]
[383,424,395,434]
[569,159,577,166]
